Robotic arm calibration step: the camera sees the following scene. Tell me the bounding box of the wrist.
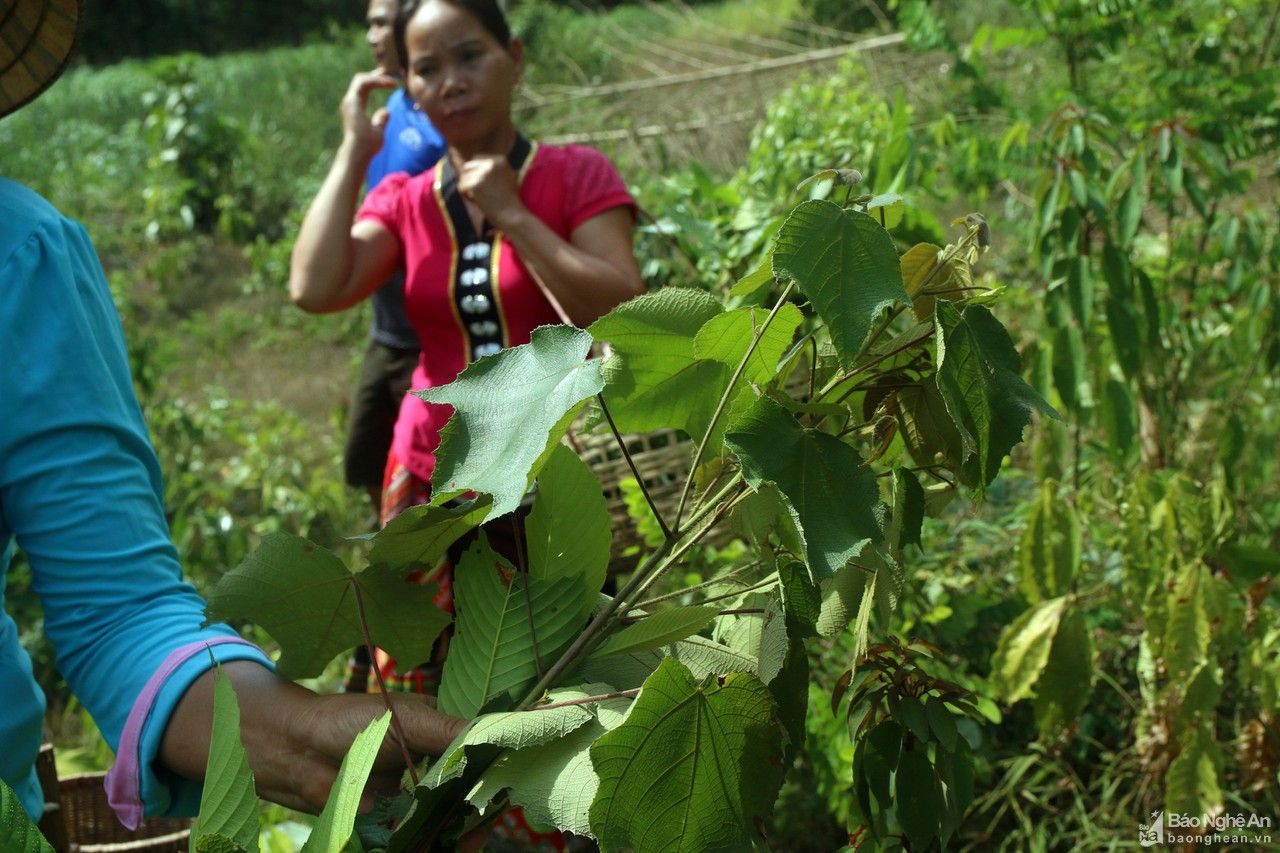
[490,201,533,235]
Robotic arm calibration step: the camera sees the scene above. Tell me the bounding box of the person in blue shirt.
[0,0,463,829]
[343,0,446,515]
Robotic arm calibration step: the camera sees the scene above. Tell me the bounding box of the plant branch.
[515,538,675,710]
[634,561,769,609]
[511,515,544,680]
[674,280,796,529]
[350,577,419,786]
[598,393,672,539]
[532,687,642,712]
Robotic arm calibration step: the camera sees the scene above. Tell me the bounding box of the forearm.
[494,207,643,326]
[289,139,371,313]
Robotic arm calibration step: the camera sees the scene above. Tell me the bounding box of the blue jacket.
[0,178,271,821]
[365,88,446,349]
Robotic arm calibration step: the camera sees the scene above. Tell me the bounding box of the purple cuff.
[104,637,260,829]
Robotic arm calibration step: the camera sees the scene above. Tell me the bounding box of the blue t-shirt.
[0,178,271,820]
[365,88,446,349]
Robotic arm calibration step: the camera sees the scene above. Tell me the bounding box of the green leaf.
[1033,605,1093,737]
[1165,724,1222,821]
[0,778,53,853]
[718,595,789,685]
[778,558,821,638]
[726,395,884,581]
[1105,294,1144,382]
[467,719,605,838]
[366,495,493,573]
[1019,480,1080,602]
[893,467,925,552]
[190,671,259,853]
[424,690,599,789]
[417,325,604,518]
[668,635,760,679]
[1101,377,1137,460]
[204,534,448,680]
[438,535,588,717]
[1218,543,1280,583]
[815,560,872,638]
[896,749,944,851]
[934,302,1060,496]
[525,444,610,610]
[772,200,908,367]
[301,711,391,853]
[990,596,1068,703]
[588,288,727,438]
[892,381,966,473]
[1051,323,1087,413]
[729,254,775,299]
[594,605,719,658]
[1066,256,1092,328]
[898,695,930,744]
[193,836,243,853]
[589,658,783,853]
[924,696,959,753]
[858,720,902,813]
[693,304,805,386]
[1163,564,1210,679]
[1118,184,1144,248]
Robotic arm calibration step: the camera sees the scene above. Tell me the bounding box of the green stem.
[515,538,674,710]
[634,563,771,609]
[673,280,797,529]
[350,578,419,786]
[532,687,641,712]
[598,392,672,539]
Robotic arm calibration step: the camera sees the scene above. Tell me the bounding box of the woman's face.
[365,0,401,76]
[404,1,523,154]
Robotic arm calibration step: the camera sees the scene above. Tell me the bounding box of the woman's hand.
[160,662,467,814]
[457,154,524,226]
[340,70,399,161]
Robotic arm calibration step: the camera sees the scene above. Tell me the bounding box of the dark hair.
[395,0,512,70]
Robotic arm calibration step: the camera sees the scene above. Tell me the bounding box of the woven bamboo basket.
[36,745,191,853]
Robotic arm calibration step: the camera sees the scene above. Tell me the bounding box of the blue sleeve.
[365,88,447,190]
[0,209,272,817]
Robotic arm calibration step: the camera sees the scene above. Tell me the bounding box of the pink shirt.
[357,142,635,484]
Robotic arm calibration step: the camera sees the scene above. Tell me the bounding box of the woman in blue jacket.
[0,0,464,829]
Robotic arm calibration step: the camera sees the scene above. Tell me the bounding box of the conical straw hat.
[0,0,82,118]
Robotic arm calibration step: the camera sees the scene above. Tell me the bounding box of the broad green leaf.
[204,534,448,680]
[301,711,391,853]
[858,720,902,814]
[1051,323,1088,414]
[815,559,873,638]
[593,605,718,658]
[891,381,966,473]
[1163,564,1210,679]
[417,325,604,518]
[588,288,727,438]
[1165,724,1222,821]
[896,749,944,851]
[193,836,242,853]
[693,303,804,386]
[589,658,783,853]
[424,691,598,788]
[1018,480,1080,602]
[990,596,1068,703]
[1218,543,1280,583]
[468,719,605,837]
[1101,377,1137,460]
[525,444,610,609]
[924,697,959,753]
[772,200,908,367]
[726,395,885,581]
[668,635,760,679]
[770,642,810,758]
[0,778,52,853]
[935,302,1060,496]
[717,595,789,685]
[190,671,258,853]
[1176,663,1223,732]
[898,695,931,744]
[778,558,820,638]
[438,536,588,717]
[466,689,636,837]
[366,495,493,572]
[1032,605,1093,737]
[893,467,925,552]
[728,254,774,299]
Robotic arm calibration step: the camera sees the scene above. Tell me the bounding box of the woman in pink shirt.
[289,0,644,692]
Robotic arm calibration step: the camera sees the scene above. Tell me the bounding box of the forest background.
[1,0,1277,850]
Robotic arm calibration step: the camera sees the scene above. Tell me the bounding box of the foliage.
[200,169,1049,849]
